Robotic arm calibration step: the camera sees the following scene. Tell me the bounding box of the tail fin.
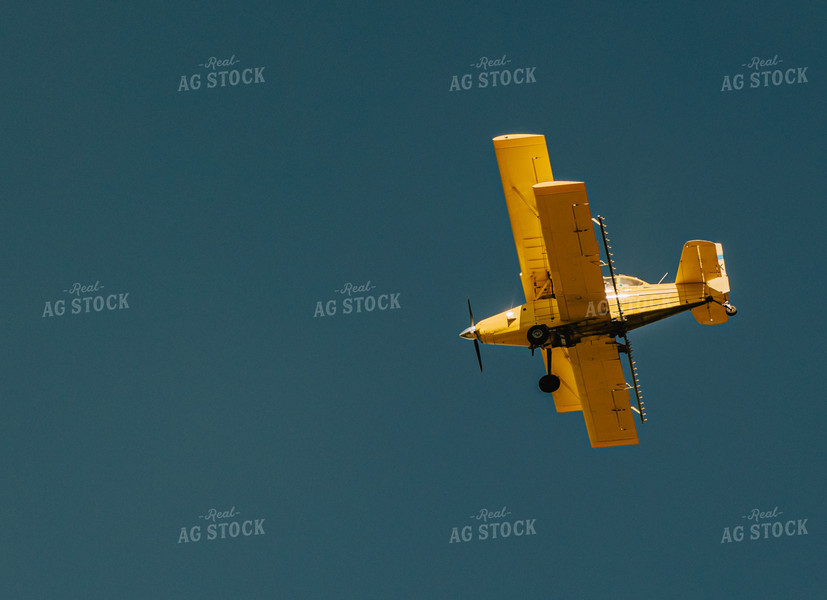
[675,241,731,325]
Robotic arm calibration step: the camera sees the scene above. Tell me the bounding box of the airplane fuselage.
[461,276,721,349]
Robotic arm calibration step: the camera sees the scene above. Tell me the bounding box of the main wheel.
[527,325,550,346]
[724,303,738,316]
[538,374,560,393]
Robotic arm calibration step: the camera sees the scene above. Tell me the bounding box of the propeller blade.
[467,297,483,372]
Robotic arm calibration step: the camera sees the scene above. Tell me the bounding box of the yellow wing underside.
[494,134,638,447]
[492,135,606,320]
[543,340,639,447]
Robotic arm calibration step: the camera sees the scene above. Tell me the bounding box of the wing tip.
[589,436,640,448]
[533,180,586,195]
[493,133,545,148]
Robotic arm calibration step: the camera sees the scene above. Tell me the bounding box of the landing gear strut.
[538,347,560,393]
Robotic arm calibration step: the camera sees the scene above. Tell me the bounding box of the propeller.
[459,298,483,372]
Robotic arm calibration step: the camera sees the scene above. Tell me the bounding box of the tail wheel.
[538,374,560,393]
[527,325,550,346]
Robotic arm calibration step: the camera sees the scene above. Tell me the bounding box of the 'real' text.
[42,280,130,318]
[178,54,266,92]
[449,54,537,92]
[449,505,537,544]
[720,505,809,543]
[178,505,266,544]
[313,280,401,317]
[721,55,809,91]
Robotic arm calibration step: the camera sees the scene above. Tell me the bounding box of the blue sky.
[2,1,824,597]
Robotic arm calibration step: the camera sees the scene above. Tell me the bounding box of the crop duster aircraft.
[460,134,736,448]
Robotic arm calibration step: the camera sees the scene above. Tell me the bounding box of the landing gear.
[527,325,550,346]
[538,346,560,393]
[724,302,738,316]
[539,374,560,393]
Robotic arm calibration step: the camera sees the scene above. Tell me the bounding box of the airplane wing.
[493,135,636,447]
[493,135,607,323]
[543,337,639,448]
[493,134,554,304]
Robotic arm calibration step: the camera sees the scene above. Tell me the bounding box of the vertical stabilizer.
[675,240,731,325]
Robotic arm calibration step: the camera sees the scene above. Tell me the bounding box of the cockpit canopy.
[603,275,648,294]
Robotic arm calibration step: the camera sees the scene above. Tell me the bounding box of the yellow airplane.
[460,134,736,448]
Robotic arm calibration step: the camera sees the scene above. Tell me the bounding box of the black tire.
[527,325,549,346]
[538,374,561,393]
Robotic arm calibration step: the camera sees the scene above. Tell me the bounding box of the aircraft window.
[603,275,648,292]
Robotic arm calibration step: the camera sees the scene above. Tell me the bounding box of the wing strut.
[593,216,647,423]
